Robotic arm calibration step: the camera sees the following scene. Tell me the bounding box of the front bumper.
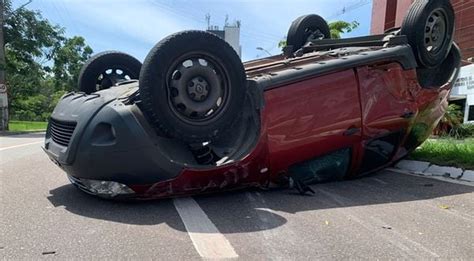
[67,175,136,199]
[44,83,187,185]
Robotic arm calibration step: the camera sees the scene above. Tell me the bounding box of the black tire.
[417,42,461,88]
[139,30,246,143]
[287,14,331,50]
[78,51,142,94]
[401,0,454,68]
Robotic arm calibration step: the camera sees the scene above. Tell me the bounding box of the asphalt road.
[1,133,473,260]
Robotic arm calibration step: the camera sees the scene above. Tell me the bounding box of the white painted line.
[372,178,388,185]
[173,197,238,259]
[386,168,474,187]
[0,141,43,151]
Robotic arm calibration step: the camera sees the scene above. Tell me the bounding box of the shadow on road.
[47,170,473,233]
[47,184,186,230]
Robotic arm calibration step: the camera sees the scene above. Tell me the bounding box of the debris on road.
[439,205,450,210]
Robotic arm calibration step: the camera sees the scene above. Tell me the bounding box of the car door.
[355,63,419,174]
[263,69,362,180]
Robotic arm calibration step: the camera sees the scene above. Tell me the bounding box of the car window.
[289,148,351,184]
[359,131,402,174]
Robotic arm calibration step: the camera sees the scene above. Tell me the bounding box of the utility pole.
[0,0,8,131]
[0,0,32,131]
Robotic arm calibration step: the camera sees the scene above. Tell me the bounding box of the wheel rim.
[96,68,133,91]
[166,52,231,125]
[424,8,448,55]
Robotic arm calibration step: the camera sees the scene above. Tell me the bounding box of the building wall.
[452,64,474,122]
[394,0,412,26]
[224,26,242,58]
[451,0,474,62]
[371,0,474,61]
[207,30,225,39]
[206,26,242,58]
[370,0,387,34]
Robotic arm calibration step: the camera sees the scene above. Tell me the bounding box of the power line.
[150,0,282,41]
[150,1,208,26]
[326,0,371,20]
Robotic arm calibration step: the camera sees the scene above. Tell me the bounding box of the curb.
[394,160,474,183]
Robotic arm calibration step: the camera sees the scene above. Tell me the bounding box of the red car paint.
[130,62,455,199]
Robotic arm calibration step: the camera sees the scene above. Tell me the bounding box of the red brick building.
[371,0,474,62]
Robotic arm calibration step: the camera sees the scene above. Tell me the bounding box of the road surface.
[1,133,473,259]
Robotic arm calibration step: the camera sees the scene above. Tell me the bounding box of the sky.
[12,0,373,62]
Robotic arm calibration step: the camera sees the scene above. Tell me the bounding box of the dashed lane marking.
[173,197,238,259]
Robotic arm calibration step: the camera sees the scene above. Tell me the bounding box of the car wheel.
[401,0,454,68]
[287,14,331,50]
[78,51,142,94]
[417,42,461,88]
[139,30,246,143]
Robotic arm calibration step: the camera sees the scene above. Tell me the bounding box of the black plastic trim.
[303,35,408,52]
[255,45,417,91]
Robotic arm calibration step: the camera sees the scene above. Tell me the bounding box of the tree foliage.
[4,0,93,121]
[328,20,359,39]
[52,36,93,91]
[434,103,464,136]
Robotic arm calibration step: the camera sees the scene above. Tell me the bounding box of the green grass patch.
[8,120,48,132]
[409,138,474,169]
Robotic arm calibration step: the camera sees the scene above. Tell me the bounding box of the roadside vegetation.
[8,121,48,132]
[4,0,92,123]
[409,138,474,169]
[411,104,474,169]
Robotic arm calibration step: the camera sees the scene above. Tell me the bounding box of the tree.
[52,36,93,91]
[328,20,359,39]
[3,0,92,121]
[278,20,360,48]
[434,103,463,136]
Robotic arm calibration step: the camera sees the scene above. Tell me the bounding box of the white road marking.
[372,177,388,185]
[0,141,43,151]
[173,197,238,259]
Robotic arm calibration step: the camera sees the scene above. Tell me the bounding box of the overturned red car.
[43,0,460,199]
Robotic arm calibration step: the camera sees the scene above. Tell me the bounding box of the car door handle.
[343,127,360,136]
[401,111,415,119]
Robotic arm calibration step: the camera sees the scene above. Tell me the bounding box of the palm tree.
[435,104,463,136]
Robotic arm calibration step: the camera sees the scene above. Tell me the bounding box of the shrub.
[449,123,474,139]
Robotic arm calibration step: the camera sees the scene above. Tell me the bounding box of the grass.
[409,138,474,170]
[8,120,48,132]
